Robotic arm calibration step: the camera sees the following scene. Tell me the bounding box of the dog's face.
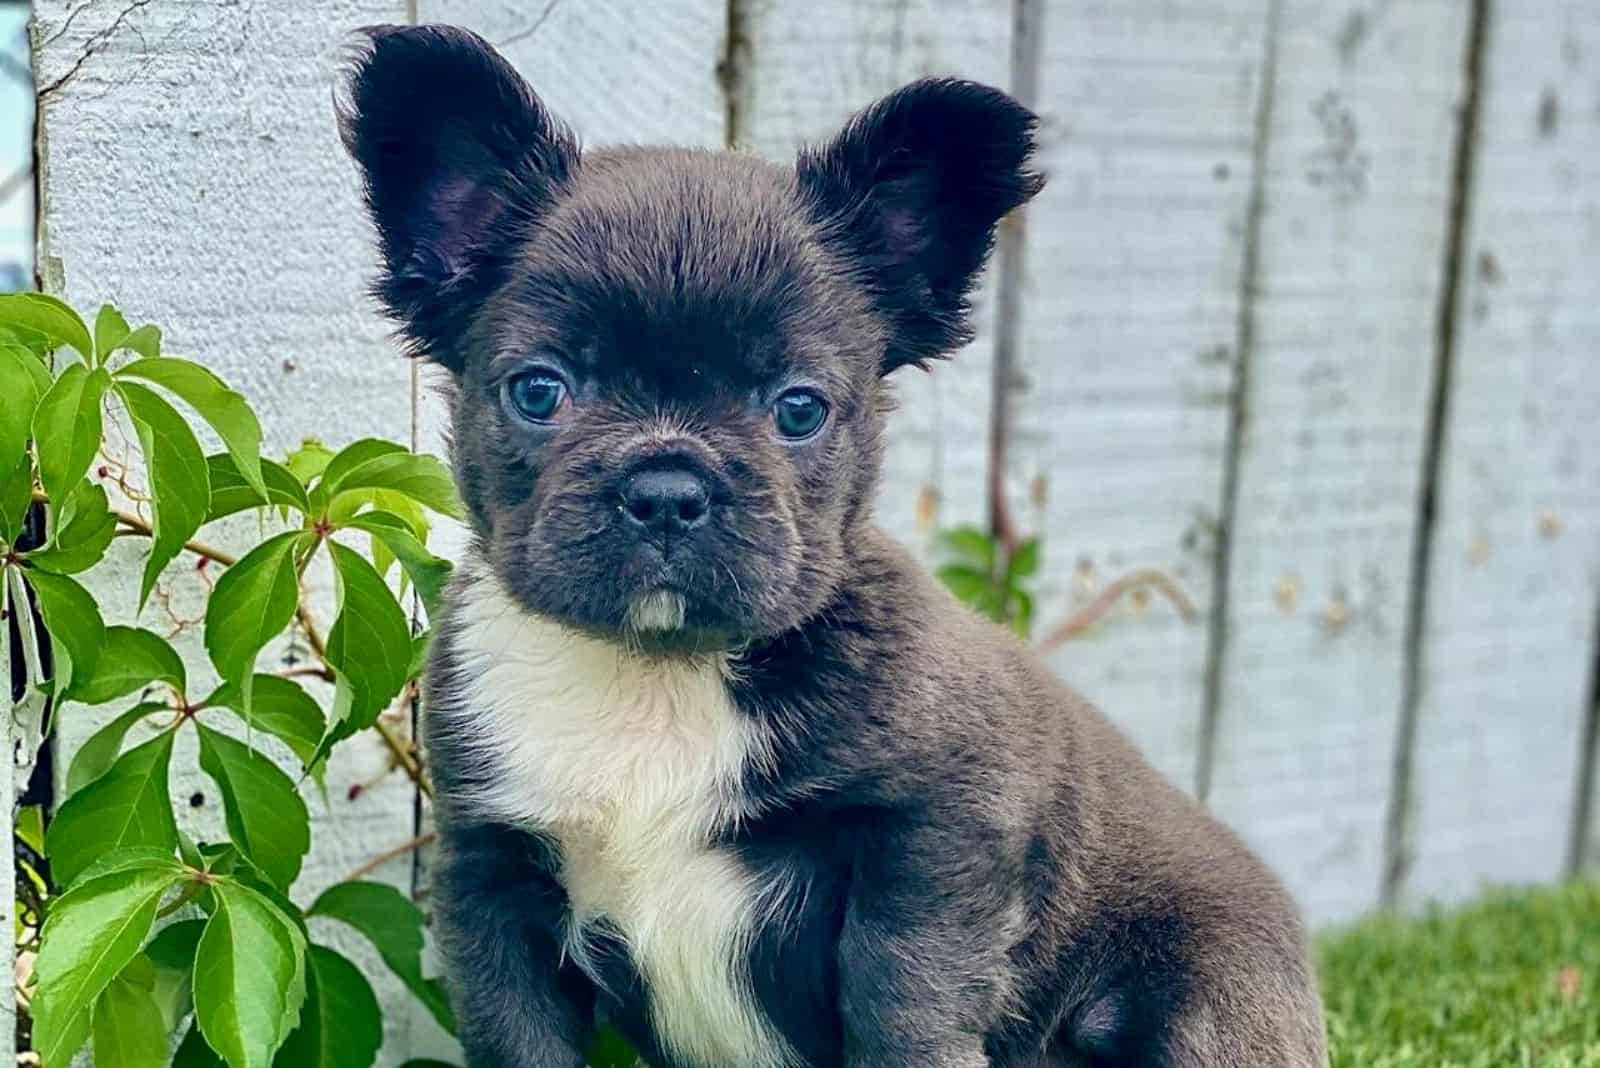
[342,26,1041,648]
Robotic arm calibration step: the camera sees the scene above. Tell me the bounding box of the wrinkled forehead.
[480,150,870,399]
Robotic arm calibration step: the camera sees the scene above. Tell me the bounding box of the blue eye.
[773,389,828,440]
[503,371,568,423]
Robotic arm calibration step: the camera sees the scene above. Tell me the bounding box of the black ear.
[797,79,1043,374]
[339,25,578,369]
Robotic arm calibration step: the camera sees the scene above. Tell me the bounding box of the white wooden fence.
[15,0,1600,1063]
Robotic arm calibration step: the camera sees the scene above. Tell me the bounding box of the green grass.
[1318,880,1600,1067]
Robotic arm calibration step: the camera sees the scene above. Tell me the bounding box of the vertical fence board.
[419,1,726,149]
[1397,1,1600,908]
[30,2,424,1062]
[1014,1,1271,789]
[1205,0,1473,926]
[738,0,1016,556]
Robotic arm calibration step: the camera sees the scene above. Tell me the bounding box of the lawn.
[1319,880,1600,1067]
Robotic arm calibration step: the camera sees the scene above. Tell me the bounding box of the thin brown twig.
[276,665,335,683]
[342,831,437,884]
[1034,568,1201,656]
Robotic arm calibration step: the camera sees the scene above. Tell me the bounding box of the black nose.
[621,466,712,539]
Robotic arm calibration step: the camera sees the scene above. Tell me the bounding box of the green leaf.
[0,452,34,544]
[1007,537,1041,580]
[0,320,51,356]
[325,450,463,520]
[1010,588,1036,638]
[198,842,245,878]
[0,291,95,361]
[46,731,178,886]
[178,829,206,870]
[274,944,383,1068]
[33,361,112,505]
[939,525,997,572]
[145,922,206,1030]
[206,453,309,522]
[204,530,305,703]
[24,567,105,698]
[588,1026,644,1068]
[92,966,170,1068]
[94,304,132,363]
[343,510,453,618]
[72,846,188,885]
[69,624,185,706]
[24,479,116,574]
[145,917,206,972]
[206,675,325,771]
[148,948,196,1034]
[30,859,185,1068]
[115,380,213,608]
[308,881,455,1034]
[314,542,411,761]
[121,324,163,359]
[0,340,52,465]
[408,629,433,680]
[936,563,998,606]
[196,723,311,891]
[92,310,161,362]
[16,803,45,854]
[175,1020,228,1068]
[308,438,406,504]
[194,881,308,1068]
[63,700,168,796]
[284,438,335,486]
[118,357,266,499]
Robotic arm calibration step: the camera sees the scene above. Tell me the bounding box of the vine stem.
[341,831,437,883]
[1033,568,1200,656]
[31,488,433,798]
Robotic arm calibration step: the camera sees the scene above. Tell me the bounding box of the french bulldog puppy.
[341,24,1328,1068]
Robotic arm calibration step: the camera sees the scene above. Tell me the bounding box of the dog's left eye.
[503,371,568,423]
[772,389,828,440]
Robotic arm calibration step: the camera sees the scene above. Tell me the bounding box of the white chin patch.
[627,589,687,632]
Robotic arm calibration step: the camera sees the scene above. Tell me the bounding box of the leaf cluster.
[3,296,466,1067]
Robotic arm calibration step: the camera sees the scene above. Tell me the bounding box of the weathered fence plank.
[1012,1,1272,790]
[1204,0,1474,926]
[1396,0,1600,908]
[737,0,1017,555]
[30,1,424,1061]
[419,0,726,149]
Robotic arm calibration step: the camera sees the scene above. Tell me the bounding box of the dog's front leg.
[837,817,1018,1068]
[432,821,592,1068]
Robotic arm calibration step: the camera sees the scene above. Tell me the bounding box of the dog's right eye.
[503,371,568,423]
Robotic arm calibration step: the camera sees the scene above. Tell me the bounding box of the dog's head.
[341,25,1041,649]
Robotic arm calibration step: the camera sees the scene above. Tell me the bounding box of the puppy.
[341,25,1328,1068]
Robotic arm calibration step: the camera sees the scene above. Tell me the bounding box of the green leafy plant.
[934,524,1200,654]
[935,525,1040,637]
[2,293,465,1067]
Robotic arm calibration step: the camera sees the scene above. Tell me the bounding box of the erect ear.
[339,25,578,370]
[797,78,1043,374]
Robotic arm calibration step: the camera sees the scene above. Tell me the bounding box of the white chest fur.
[442,572,798,1068]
